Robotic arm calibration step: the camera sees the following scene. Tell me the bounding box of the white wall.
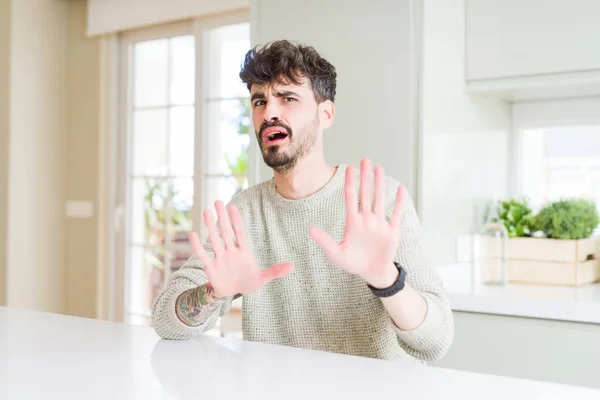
[0,0,107,316]
[252,0,420,195]
[5,0,68,312]
[87,0,248,36]
[419,0,512,265]
[0,0,10,306]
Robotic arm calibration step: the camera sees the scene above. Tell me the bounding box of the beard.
[257,113,319,174]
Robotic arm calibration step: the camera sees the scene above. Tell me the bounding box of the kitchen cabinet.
[465,0,600,101]
[434,263,600,389]
[432,311,600,390]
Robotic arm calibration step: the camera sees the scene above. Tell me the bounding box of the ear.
[319,100,335,129]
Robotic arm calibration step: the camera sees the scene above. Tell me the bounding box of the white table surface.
[435,263,600,324]
[1,307,599,399]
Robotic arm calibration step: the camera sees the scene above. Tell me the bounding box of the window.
[118,16,251,325]
[521,125,600,212]
[513,98,600,215]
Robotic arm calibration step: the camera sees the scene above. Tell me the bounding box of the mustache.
[258,121,293,139]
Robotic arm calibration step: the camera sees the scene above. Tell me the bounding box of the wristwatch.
[367,262,407,298]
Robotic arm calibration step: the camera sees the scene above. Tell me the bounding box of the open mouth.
[262,127,290,145]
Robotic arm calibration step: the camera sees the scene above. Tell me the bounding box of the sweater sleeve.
[150,249,233,340]
[384,180,455,361]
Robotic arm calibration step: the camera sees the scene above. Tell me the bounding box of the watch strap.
[367,262,406,297]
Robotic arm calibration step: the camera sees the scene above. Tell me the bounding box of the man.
[151,40,454,363]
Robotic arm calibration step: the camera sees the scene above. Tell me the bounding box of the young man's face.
[249,78,332,173]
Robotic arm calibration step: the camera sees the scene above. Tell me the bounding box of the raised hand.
[308,159,405,288]
[190,201,294,298]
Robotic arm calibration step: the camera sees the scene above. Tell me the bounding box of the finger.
[228,204,248,249]
[373,165,385,218]
[215,201,235,249]
[390,186,406,230]
[360,158,372,214]
[345,165,358,218]
[308,227,343,265]
[204,208,224,256]
[189,232,214,271]
[259,262,295,284]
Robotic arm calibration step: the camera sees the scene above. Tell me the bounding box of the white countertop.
[435,264,600,324]
[1,307,599,399]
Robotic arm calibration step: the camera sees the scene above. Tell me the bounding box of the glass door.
[118,19,251,326]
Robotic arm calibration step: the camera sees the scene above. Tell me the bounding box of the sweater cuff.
[166,286,218,336]
[390,294,443,350]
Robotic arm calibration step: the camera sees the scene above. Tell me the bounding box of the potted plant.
[494,198,600,286]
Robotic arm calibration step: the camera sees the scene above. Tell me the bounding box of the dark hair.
[239,40,336,103]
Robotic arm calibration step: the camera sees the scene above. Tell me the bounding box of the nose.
[263,98,282,122]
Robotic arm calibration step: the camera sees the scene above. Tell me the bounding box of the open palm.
[309,159,405,287]
[191,201,294,298]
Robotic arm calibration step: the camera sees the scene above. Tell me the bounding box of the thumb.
[308,227,342,265]
[259,262,295,284]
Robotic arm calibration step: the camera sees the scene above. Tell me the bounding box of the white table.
[1,307,599,399]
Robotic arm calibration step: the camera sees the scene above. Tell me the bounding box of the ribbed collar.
[266,164,347,211]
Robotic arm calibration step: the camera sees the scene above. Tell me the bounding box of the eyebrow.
[274,90,301,98]
[250,92,266,102]
[250,90,302,102]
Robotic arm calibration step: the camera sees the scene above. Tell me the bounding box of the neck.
[273,153,337,200]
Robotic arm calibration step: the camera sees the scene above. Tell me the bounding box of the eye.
[253,100,266,107]
[284,97,297,102]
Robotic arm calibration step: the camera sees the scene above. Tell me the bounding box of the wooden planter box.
[507,237,600,286]
[477,236,600,286]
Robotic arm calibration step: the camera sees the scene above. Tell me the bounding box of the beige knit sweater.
[151,164,454,363]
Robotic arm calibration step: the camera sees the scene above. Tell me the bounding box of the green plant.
[228,150,248,175]
[143,178,192,271]
[227,151,248,196]
[532,198,600,240]
[224,97,251,196]
[497,197,535,238]
[236,98,251,135]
